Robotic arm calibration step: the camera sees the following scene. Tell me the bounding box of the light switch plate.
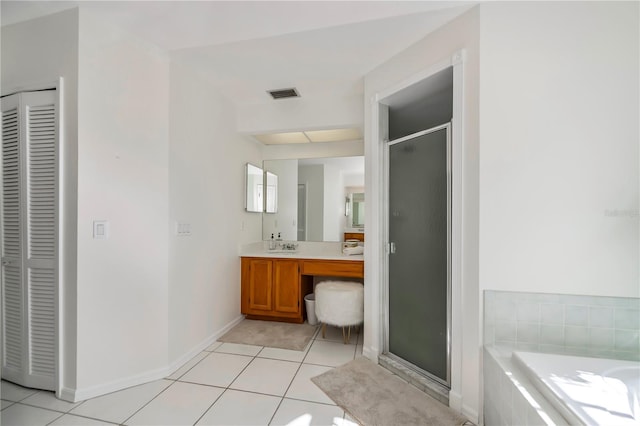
[93,220,108,239]
[175,222,192,236]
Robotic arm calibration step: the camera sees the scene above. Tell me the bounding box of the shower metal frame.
[382,122,453,389]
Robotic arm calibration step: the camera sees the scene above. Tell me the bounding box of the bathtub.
[512,351,640,425]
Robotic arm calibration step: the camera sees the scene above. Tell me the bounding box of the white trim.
[165,314,244,377]
[60,315,244,402]
[463,405,479,424]
[55,77,65,400]
[66,363,172,403]
[362,346,379,363]
[368,48,467,411]
[450,51,465,415]
[375,51,463,106]
[449,390,463,412]
[1,80,59,98]
[387,123,451,146]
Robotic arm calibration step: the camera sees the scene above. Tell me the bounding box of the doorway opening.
[377,64,460,404]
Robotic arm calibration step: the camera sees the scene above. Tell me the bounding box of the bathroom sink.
[266,249,298,254]
[266,243,299,254]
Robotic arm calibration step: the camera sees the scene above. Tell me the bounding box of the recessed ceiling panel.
[254,132,309,145]
[305,128,361,143]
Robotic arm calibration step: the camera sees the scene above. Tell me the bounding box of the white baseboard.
[462,404,479,424]
[58,387,76,403]
[62,315,245,402]
[449,390,463,411]
[70,363,172,402]
[447,390,479,424]
[166,314,244,376]
[362,345,379,363]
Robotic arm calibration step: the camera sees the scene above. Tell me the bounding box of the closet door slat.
[1,106,24,373]
[1,91,57,390]
[27,101,56,382]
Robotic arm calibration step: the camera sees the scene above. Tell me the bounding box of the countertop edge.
[240,253,364,261]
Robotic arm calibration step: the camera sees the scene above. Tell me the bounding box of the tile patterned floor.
[1,325,364,426]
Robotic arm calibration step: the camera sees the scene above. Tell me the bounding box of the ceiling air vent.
[267,88,299,100]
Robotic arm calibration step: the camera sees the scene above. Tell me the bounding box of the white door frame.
[365,50,465,411]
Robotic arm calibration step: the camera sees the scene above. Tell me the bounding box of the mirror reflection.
[348,192,365,228]
[262,156,364,242]
[265,171,278,213]
[245,163,263,213]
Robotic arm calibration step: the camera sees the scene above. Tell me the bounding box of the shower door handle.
[389,242,396,254]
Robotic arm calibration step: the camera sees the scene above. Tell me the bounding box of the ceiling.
[1,1,475,139]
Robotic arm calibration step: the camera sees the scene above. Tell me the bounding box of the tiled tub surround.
[483,291,640,425]
[483,347,568,426]
[484,291,639,361]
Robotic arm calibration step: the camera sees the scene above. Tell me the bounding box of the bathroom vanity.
[240,244,363,323]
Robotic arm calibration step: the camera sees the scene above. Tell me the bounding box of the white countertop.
[239,241,364,261]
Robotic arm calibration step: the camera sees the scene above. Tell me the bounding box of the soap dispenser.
[269,233,276,250]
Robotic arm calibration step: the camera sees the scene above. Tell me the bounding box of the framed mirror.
[245,163,264,213]
[265,171,278,213]
[348,192,365,228]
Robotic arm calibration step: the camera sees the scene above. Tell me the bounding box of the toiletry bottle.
[269,233,276,250]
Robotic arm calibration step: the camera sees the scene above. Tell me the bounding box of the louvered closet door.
[1,90,57,391]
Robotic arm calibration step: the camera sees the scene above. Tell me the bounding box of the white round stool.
[315,281,364,344]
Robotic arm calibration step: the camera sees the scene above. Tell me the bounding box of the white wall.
[299,165,324,241]
[364,6,480,421]
[479,1,639,297]
[236,95,363,135]
[168,59,263,364]
[75,9,170,397]
[1,8,80,396]
[323,162,344,241]
[263,159,298,241]
[262,139,364,161]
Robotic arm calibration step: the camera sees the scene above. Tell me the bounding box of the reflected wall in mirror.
[245,163,263,213]
[262,156,364,242]
[265,171,278,213]
[348,192,365,228]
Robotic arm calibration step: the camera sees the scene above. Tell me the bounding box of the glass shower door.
[386,124,451,385]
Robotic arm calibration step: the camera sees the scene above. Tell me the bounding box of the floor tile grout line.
[0,400,16,411]
[224,345,267,391]
[172,345,268,426]
[44,408,120,425]
[2,332,359,426]
[266,339,315,426]
[120,379,175,425]
[169,350,213,381]
[5,401,65,420]
[43,407,66,426]
[198,343,274,426]
[190,386,226,426]
[12,399,79,416]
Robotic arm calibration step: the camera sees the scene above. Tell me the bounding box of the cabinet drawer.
[301,260,363,278]
[344,232,365,242]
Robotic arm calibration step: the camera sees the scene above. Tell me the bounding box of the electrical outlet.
[93,220,109,239]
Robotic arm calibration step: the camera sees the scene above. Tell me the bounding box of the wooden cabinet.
[344,232,364,242]
[241,256,363,323]
[301,259,364,278]
[241,258,310,323]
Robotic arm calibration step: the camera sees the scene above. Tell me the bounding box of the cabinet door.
[273,260,300,314]
[247,259,273,313]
